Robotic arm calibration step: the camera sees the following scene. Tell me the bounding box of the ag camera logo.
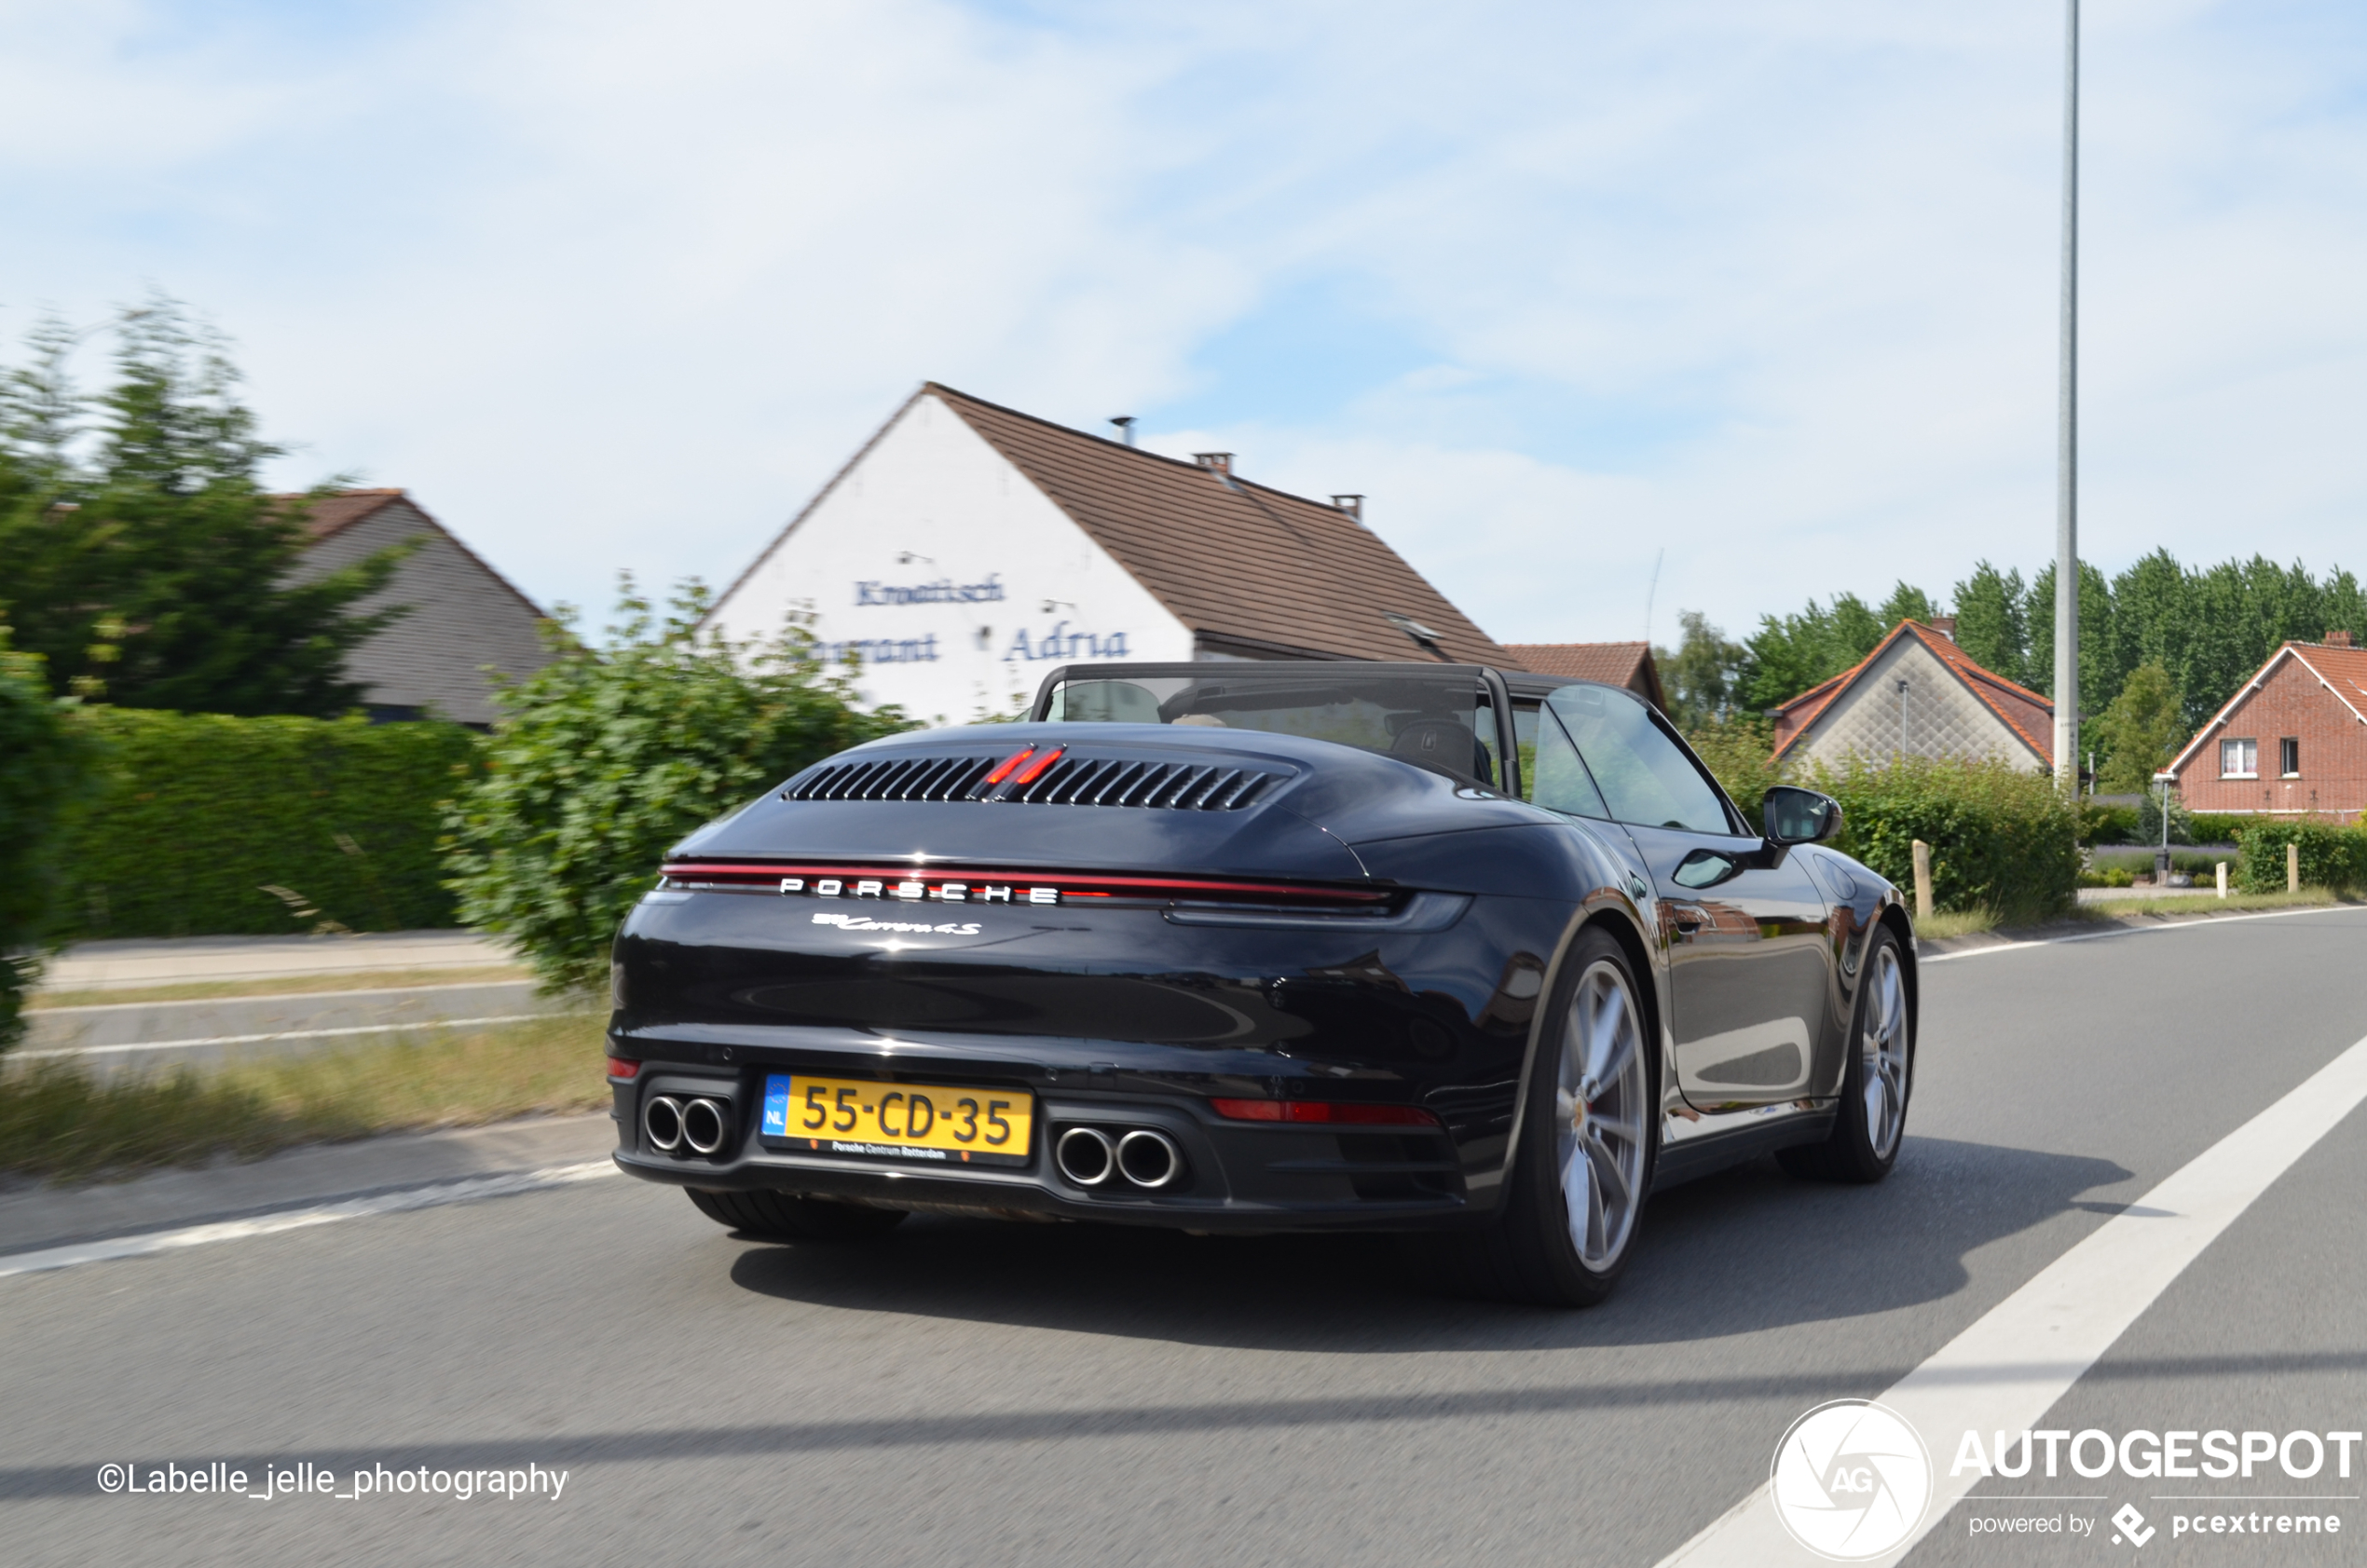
[1771,1399,1934,1561]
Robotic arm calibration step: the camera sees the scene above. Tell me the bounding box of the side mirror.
[1762,785,1842,847]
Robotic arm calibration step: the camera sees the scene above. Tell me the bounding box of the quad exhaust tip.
[1116,1128,1183,1189]
[1055,1126,1115,1186]
[645,1094,732,1156]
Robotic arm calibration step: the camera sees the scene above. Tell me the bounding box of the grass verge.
[1911,907,1998,941]
[28,964,534,1011]
[2070,888,2361,921]
[0,1015,607,1182]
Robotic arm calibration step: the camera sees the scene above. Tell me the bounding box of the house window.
[2281,738,2300,777]
[2221,738,2257,779]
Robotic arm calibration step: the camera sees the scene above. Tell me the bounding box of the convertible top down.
[607,661,1916,1305]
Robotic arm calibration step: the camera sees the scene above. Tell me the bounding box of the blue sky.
[5,0,2364,651]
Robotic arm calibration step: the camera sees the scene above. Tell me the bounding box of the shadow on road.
[725,1135,2131,1351]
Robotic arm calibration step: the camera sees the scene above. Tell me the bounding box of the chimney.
[1109,416,1136,447]
[2330,630,2355,648]
[1929,616,1957,642]
[1193,452,1234,475]
[1332,494,1363,523]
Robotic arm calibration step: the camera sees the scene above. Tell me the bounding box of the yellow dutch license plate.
[759,1072,1033,1167]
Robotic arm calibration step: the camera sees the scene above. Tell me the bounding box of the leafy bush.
[1682,718,1785,833]
[442,582,913,992]
[0,640,92,1049]
[2079,801,2140,846]
[57,709,483,939]
[1806,755,2082,923]
[2236,821,2367,893]
[2188,813,2251,845]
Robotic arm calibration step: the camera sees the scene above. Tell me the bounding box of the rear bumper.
[609,1043,1485,1233]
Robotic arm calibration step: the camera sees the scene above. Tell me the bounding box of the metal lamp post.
[2052,0,2082,793]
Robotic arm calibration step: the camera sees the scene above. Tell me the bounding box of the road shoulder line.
[0,1161,619,1280]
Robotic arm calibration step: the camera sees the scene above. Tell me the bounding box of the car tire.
[1777,923,1911,1184]
[1430,928,1657,1308]
[686,1187,909,1241]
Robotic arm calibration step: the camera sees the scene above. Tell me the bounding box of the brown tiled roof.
[280,487,409,542]
[921,386,1508,665]
[1501,641,1665,704]
[1772,620,2054,764]
[2168,641,2367,773]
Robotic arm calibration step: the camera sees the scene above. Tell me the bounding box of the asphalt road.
[6,908,2366,1567]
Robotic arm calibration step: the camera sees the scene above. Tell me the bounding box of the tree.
[2023,559,2118,756]
[442,579,915,992]
[1655,610,1750,730]
[0,300,411,716]
[1875,581,1939,631]
[1740,586,1936,710]
[2093,661,2188,793]
[1950,561,2027,686]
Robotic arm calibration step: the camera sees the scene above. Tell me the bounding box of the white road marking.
[1655,1027,2367,1567]
[11,1013,591,1060]
[0,1161,619,1279]
[1922,901,2367,963]
[29,976,540,1017]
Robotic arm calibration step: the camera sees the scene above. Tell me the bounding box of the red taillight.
[1209,1098,1439,1127]
[981,748,1035,786]
[606,1057,641,1080]
[1007,745,1065,786]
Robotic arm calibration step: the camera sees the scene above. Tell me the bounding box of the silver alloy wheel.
[1554,959,1649,1270]
[1861,942,1909,1159]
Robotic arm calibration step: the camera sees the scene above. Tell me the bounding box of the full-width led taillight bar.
[656,862,1392,908]
[1209,1098,1441,1127]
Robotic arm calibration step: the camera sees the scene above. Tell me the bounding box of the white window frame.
[2222,737,2258,779]
[2280,737,2301,778]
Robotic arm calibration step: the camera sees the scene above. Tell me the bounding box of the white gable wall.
[1792,635,2047,772]
[709,393,1191,723]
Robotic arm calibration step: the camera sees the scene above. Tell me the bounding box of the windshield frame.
[1030,661,1523,797]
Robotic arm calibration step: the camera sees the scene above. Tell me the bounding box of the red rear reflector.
[1008,746,1065,786]
[1210,1098,1439,1127]
[981,748,1035,785]
[606,1057,641,1080]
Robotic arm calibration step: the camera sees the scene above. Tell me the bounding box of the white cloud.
[2,0,2362,652]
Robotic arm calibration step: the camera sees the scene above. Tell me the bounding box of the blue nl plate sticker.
[761,1073,793,1137]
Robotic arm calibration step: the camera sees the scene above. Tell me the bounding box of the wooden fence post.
[2289,840,2301,893]
[2216,861,2228,900]
[1911,839,1934,922]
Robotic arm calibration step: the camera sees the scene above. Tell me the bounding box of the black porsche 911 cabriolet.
[607,661,1914,1306]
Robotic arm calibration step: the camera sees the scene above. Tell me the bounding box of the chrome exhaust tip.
[1116,1128,1183,1189]
[1055,1126,1116,1186]
[682,1098,730,1155]
[644,1095,685,1152]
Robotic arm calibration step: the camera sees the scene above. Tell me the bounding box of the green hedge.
[2235,821,2367,893]
[2188,812,2253,845]
[58,710,484,939]
[2,648,92,1046]
[1806,755,2083,924]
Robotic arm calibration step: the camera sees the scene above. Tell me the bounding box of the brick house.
[1770,620,2053,772]
[2163,634,2367,822]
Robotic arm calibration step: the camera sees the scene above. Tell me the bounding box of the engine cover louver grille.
[785,754,1279,811]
